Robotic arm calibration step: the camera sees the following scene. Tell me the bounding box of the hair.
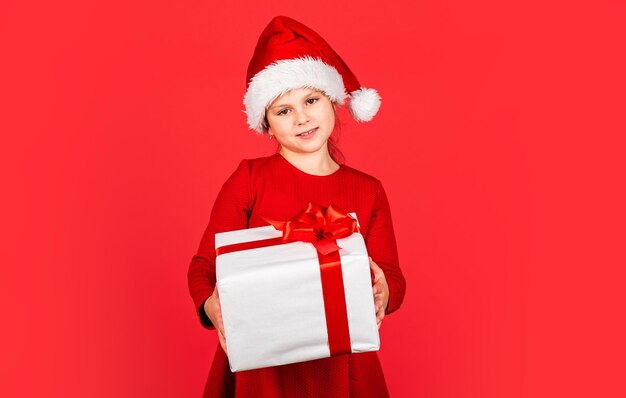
[327,113,345,165]
[262,92,346,165]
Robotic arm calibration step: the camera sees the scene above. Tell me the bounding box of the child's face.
[266,87,335,157]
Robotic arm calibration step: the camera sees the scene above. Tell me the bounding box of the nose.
[294,108,310,125]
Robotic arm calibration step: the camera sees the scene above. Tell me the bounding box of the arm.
[187,159,252,329]
[365,180,406,315]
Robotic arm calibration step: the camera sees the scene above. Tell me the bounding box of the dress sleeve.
[365,180,406,315]
[187,159,252,329]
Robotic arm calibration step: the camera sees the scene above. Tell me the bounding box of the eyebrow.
[269,89,319,109]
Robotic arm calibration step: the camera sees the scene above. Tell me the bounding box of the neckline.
[275,152,345,177]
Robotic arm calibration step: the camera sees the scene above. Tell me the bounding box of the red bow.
[263,202,358,256]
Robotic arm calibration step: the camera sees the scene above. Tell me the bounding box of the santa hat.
[243,16,381,133]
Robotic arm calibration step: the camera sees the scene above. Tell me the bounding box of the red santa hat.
[243,16,382,133]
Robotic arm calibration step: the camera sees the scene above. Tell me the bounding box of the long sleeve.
[364,180,406,315]
[191,153,403,398]
[187,159,252,329]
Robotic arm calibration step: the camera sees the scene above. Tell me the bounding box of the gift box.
[215,203,379,372]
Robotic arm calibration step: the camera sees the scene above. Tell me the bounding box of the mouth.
[297,127,318,137]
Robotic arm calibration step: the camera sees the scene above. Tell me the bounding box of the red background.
[2,1,625,397]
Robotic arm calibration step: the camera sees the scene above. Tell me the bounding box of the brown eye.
[277,109,289,116]
[306,98,319,105]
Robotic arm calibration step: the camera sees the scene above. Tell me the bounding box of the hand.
[204,287,228,356]
[370,257,389,330]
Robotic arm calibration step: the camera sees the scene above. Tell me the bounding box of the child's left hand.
[369,256,389,329]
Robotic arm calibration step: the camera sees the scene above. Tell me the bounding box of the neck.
[279,145,340,176]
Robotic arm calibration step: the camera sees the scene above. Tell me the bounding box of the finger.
[377,309,385,325]
[210,307,225,335]
[210,295,226,336]
[371,267,383,283]
[369,258,376,282]
[374,267,384,279]
[218,330,228,356]
[369,259,386,282]
[216,317,226,337]
[219,329,227,352]
[373,289,381,311]
[214,297,221,311]
[369,257,377,271]
[373,282,385,297]
[374,295,384,313]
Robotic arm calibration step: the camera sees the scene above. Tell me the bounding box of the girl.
[188,16,406,398]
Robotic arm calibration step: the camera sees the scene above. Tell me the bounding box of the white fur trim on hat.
[243,56,347,133]
[349,88,381,122]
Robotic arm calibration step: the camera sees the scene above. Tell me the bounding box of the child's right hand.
[204,287,227,356]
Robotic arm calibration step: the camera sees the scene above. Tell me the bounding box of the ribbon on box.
[215,202,358,356]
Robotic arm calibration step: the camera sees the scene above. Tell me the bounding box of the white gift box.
[215,213,379,372]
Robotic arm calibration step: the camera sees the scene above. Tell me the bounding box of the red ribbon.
[215,202,357,356]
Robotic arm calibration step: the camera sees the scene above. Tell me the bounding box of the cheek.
[269,119,292,137]
[321,107,336,127]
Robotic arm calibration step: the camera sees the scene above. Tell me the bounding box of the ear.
[263,115,271,134]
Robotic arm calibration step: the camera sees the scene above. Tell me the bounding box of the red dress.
[188,153,406,398]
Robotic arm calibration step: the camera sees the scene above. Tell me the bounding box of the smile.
[297,127,318,137]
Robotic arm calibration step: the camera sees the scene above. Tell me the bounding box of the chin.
[285,141,326,155]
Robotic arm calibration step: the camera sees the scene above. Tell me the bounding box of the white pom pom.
[348,87,381,122]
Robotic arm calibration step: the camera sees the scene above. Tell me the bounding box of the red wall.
[2,1,625,397]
